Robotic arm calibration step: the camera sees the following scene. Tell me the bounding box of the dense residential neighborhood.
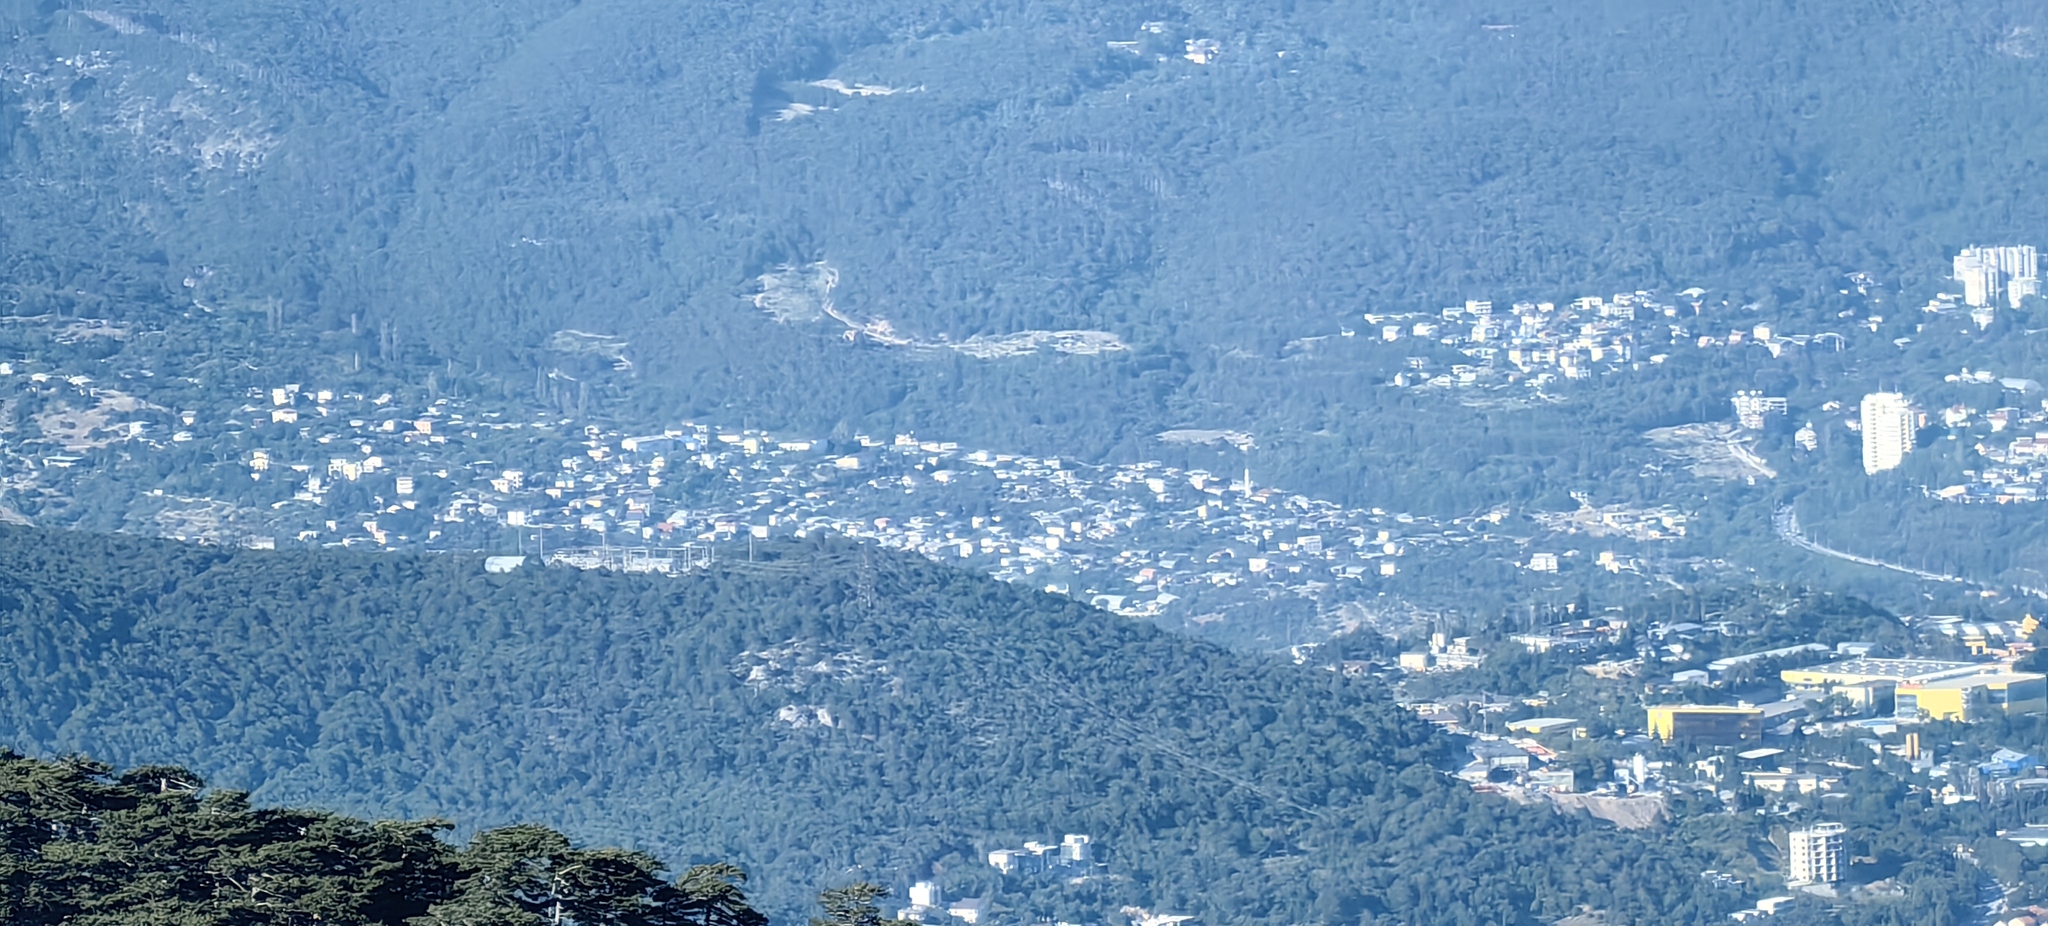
[0,354,1740,644]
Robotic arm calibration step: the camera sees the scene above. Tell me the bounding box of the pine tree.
[809,883,915,926]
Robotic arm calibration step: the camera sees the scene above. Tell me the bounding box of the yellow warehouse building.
[1781,658,1995,712]
[1896,673,2048,722]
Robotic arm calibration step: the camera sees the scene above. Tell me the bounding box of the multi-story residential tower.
[1788,823,1845,885]
[1861,392,1915,475]
[1955,245,2040,309]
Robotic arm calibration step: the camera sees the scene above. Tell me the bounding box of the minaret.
[1242,467,1252,500]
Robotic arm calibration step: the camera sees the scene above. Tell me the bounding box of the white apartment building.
[1955,245,2040,309]
[1788,822,1845,885]
[1861,392,1915,475]
[1731,391,1789,430]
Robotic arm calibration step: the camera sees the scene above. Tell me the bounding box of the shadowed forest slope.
[0,526,1743,923]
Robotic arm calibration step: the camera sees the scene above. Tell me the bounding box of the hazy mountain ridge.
[8,0,2048,484]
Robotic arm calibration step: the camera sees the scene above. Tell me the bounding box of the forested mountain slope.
[5,0,2047,487]
[0,527,1738,924]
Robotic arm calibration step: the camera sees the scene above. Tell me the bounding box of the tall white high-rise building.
[1956,249,1997,307]
[1788,823,1845,885]
[1861,392,1916,475]
[1954,245,2040,309]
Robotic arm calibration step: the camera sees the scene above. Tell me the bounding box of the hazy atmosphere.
[4,1,2048,923]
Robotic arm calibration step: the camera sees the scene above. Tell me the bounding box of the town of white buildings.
[1375,289,1851,394]
[0,361,1719,641]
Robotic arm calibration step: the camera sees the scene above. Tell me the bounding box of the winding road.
[1772,504,1970,585]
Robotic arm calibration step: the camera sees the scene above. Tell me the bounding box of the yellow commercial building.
[1895,673,2048,722]
[1646,705,1762,745]
[1780,658,1985,711]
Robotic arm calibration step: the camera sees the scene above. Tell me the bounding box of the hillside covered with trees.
[6,0,2048,504]
[0,525,1773,924]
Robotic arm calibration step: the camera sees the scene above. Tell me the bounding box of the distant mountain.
[5,0,2048,500]
[0,526,1738,923]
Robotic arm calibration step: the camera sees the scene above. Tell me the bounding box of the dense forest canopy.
[0,525,1758,924]
[0,750,775,925]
